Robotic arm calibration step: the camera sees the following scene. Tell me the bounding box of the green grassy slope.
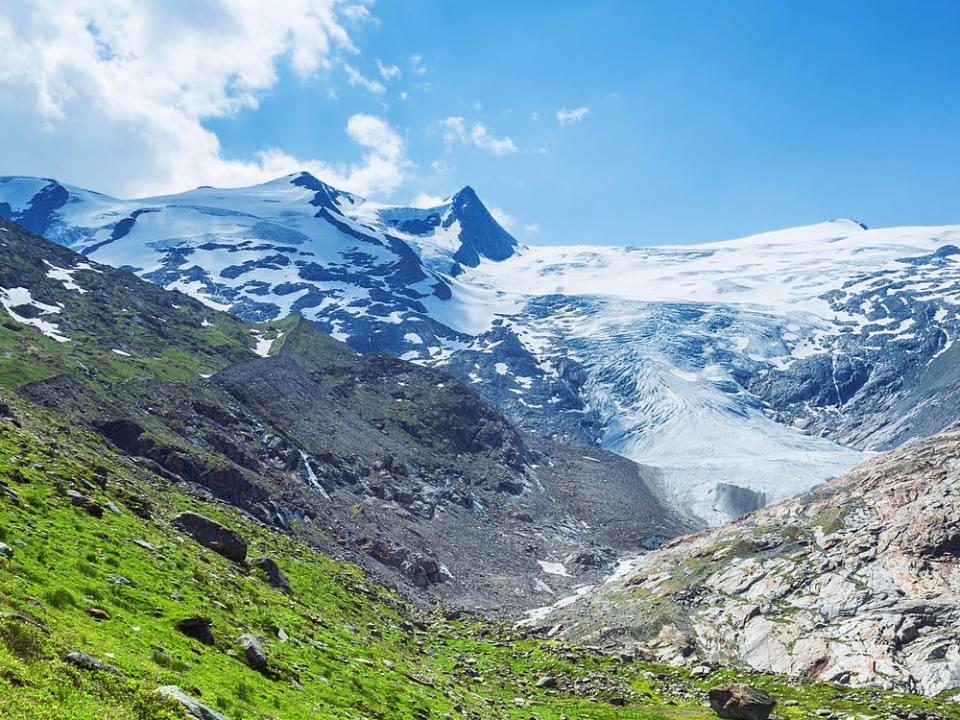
[0,396,956,720]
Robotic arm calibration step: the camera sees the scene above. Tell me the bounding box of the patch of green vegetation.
[816,507,848,536]
[0,359,957,720]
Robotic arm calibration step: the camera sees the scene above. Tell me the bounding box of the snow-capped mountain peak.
[3,172,960,526]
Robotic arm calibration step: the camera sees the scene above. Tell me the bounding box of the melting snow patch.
[494,362,509,375]
[404,332,423,344]
[0,287,69,342]
[521,584,595,624]
[537,560,570,577]
[45,261,94,293]
[112,349,131,357]
[251,329,283,357]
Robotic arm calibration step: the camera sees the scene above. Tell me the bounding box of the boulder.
[172,512,247,563]
[154,685,228,720]
[239,633,268,673]
[68,491,103,518]
[252,557,292,595]
[708,684,776,720]
[84,607,111,621]
[0,542,13,558]
[175,617,215,645]
[64,651,120,675]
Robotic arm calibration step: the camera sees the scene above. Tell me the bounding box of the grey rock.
[172,512,247,563]
[708,684,776,720]
[64,651,120,675]
[240,633,268,673]
[252,557,292,595]
[176,617,215,645]
[154,685,228,720]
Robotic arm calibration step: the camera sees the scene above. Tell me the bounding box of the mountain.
[529,425,960,696]
[4,174,960,524]
[0,217,691,613]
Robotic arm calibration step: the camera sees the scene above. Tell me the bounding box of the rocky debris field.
[535,425,960,696]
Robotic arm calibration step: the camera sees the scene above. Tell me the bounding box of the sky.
[1,0,958,245]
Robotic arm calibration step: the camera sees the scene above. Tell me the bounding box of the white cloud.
[556,106,590,125]
[409,54,427,75]
[0,1,400,197]
[376,59,401,81]
[410,192,446,208]
[258,113,410,196]
[442,116,517,156]
[342,3,376,24]
[343,62,385,94]
[524,223,540,234]
[488,205,515,230]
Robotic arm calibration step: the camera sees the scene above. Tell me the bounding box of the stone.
[84,607,111,621]
[176,617,215,645]
[105,501,122,515]
[708,684,776,720]
[64,651,120,674]
[535,675,557,688]
[172,512,247,563]
[252,557,292,595]
[69,493,103,518]
[0,542,13,558]
[240,633,268,673]
[154,685,229,720]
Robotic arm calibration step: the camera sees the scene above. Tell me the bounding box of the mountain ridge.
[3,173,960,524]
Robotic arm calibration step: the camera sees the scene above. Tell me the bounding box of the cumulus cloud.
[410,192,447,208]
[376,59,401,81]
[556,106,590,125]
[0,0,404,197]
[442,116,517,156]
[243,113,409,197]
[343,62,385,94]
[488,205,515,230]
[409,54,427,75]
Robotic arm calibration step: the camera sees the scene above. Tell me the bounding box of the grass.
[0,406,956,720]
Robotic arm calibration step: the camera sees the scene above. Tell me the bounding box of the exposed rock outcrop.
[172,512,247,563]
[534,426,960,696]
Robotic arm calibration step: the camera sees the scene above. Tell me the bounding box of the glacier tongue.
[472,295,865,525]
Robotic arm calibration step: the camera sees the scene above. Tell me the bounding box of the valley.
[1,177,960,718]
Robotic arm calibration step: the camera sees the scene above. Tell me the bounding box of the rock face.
[175,617,215,645]
[239,634,268,673]
[172,512,247,563]
[252,557,292,595]
[708,685,775,720]
[154,685,228,720]
[63,651,120,675]
[534,426,960,696]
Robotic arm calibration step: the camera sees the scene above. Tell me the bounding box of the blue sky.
[3,1,959,245]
